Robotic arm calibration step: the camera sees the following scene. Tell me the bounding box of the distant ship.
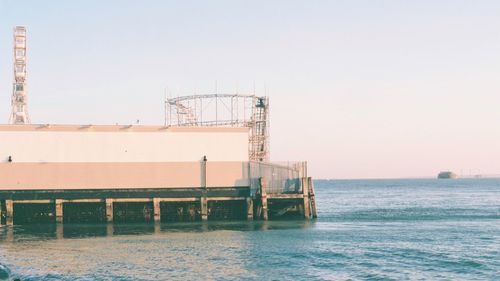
[437,171,458,179]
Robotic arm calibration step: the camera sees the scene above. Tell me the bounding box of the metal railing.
[249,161,307,196]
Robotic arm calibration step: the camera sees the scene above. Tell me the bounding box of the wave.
[321,207,500,222]
[0,264,10,280]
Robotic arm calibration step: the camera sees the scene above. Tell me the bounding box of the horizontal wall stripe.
[0,127,248,163]
[0,162,250,190]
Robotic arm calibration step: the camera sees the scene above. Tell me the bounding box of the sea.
[0,178,499,280]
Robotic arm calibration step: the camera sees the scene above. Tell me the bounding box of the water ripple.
[0,179,499,280]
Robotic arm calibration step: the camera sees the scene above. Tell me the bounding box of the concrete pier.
[0,125,315,225]
[0,177,317,225]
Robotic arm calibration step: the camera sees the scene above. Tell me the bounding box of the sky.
[0,0,499,179]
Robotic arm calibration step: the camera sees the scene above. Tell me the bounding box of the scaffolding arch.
[165,94,269,162]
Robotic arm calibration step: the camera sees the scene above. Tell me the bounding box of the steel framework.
[165,94,269,162]
[9,26,30,124]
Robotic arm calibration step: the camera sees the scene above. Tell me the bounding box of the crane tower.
[9,26,30,124]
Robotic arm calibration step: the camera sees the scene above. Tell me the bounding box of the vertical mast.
[9,26,30,124]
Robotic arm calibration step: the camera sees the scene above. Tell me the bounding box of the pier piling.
[201,196,208,221]
[302,178,311,219]
[153,198,161,223]
[106,199,114,222]
[55,199,64,223]
[260,177,268,221]
[5,200,13,226]
[308,177,318,218]
[246,197,254,220]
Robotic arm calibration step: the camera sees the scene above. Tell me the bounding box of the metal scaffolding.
[9,26,30,124]
[165,94,270,162]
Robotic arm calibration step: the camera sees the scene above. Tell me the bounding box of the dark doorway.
[63,202,106,223]
[208,200,246,220]
[113,202,154,223]
[160,201,201,222]
[13,203,56,224]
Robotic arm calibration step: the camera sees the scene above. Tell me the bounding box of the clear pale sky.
[0,1,499,179]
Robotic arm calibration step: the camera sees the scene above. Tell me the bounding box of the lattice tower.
[9,26,30,124]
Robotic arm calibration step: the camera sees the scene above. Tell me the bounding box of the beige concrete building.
[0,124,315,225]
[0,124,250,190]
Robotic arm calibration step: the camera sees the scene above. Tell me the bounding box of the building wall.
[0,125,249,163]
[0,125,250,190]
[0,162,250,190]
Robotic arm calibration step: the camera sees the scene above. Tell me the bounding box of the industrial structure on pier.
[166,94,269,162]
[0,26,316,226]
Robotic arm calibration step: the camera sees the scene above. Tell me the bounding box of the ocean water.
[0,178,499,280]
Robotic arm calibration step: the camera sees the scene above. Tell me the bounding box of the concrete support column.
[5,200,13,226]
[56,224,64,239]
[55,199,64,223]
[246,197,254,220]
[106,199,114,223]
[200,196,208,221]
[153,198,161,223]
[6,227,13,242]
[302,177,311,219]
[106,223,114,236]
[260,177,268,221]
[308,177,318,218]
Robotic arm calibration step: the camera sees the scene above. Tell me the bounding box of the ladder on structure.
[249,97,269,162]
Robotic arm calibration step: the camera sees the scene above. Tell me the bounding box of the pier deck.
[0,125,316,225]
[0,177,316,225]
